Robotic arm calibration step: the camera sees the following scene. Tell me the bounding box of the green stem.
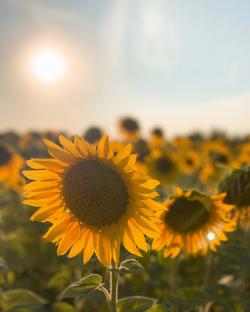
[109,266,119,312]
[169,258,179,312]
[169,258,179,292]
[203,252,214,290]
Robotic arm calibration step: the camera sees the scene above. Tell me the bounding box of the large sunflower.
[23,135,164,267]
[0,145,24,190]
[152,188,235,258]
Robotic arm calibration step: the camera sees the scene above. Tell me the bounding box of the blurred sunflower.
[132,138,150,175]
[83,126,103,144]
[0,145,24,190]
[149,128,165,150]
[152,188,235,258]
[240,142,250,157]
[118,117,140,142]
[219,167,250,226]
[202,140,232,166]
[234,143,250,168]
[147,150,178,185]
[23,135,164,267]
[199,162,217,184]
[178,149,201,175]
[172,136,192,149]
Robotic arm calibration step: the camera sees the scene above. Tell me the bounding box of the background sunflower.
[152,188,236,258]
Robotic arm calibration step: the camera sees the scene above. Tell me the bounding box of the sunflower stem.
[203,252,214,290]
[109,264,119,312]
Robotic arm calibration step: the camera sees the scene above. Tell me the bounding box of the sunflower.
[0,145,24,190]
[202,140,232,166]
[234,143,250,168]
[178,149,201,175]
[23,135,164,267]
[118,117,140,142]
[219,167,250,226]
[149,128,165,150]
[83,126,103,144]
[152,188,235,258]
[147,150,178,185]
[172,136,192,149]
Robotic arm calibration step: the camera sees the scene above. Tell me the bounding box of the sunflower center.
[122,118,139,132]
[165,197,210,233]
[63,159,129,228]
[0,146,12,166]
[210,151,228,164]
[156,157,173,174]
[186,158,194,166]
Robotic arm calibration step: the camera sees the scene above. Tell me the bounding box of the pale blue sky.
[0,0,249,136]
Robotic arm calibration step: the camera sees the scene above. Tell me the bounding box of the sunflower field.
[1,118,250,312]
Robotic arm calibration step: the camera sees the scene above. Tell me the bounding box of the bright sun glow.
[31,49,67,83]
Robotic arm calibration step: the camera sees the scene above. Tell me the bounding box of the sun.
[31,49,67,83]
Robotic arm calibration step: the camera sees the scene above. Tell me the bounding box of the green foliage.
[119,259,144,273]
[59,274,103,299]
[2,289,46,311]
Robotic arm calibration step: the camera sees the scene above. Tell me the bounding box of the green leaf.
[47,271,71,289]
[146,304,168,312]
[59,274,102,299]
[119,259,144,273]
[117,296,156,312]
[3,289,46,311]
[52,302,76,312]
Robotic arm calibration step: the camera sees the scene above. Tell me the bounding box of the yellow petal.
[83,230,95,264]
[122,226,142,257]
[23,170,60,181]
[68,229,88,258]
[57,223,81,255]
[59,135,82,158]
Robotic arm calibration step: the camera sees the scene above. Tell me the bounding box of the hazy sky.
[0,0,250,137]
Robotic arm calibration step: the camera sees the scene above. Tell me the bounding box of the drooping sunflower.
[219,167,250,226]
[0,145,24,190]
[23,135,165,267]
[152,188,235,258]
